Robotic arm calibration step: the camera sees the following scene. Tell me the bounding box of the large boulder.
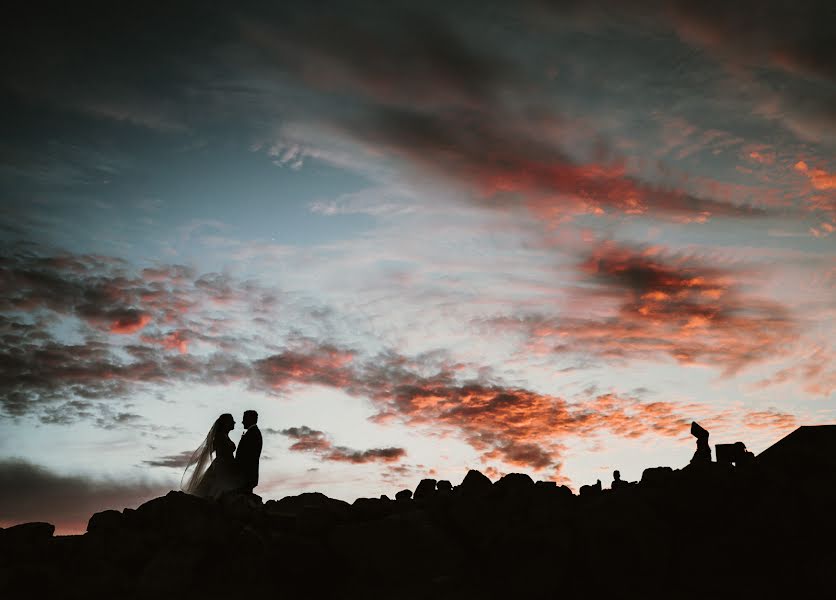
[413,478,437,500]
[86,509,123,535]
[132,490,223,542]
[459,469,493,497]
[219,490,264,524]
[352,497,394,521]
[0,522,55,545]
[495,472,535,495]
[640,466,675,487]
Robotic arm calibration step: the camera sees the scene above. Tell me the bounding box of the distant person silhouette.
[236,410,262,494]
[612,470,628,490]
[182,413,243,498]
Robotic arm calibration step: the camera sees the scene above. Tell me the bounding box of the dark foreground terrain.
[2,426,834,599]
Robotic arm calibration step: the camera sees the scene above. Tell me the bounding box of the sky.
[1,0,834,534]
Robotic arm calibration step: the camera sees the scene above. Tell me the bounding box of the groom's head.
[243,410,258,429]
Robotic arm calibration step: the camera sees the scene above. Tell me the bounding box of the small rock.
[395,489,413,501]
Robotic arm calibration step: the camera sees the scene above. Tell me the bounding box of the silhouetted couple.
[181,410,262,499]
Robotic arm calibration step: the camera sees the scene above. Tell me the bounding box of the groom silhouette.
[236,409,262,494]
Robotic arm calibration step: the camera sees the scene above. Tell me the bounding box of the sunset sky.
[1,1,834,533]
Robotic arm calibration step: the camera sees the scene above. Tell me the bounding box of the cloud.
[0,243,295,420]
[0,244,812,476]
[659,0,835,83]
[0,458,172,534]
[279,425,406,464]
[742,410,797,431]
[252,347,356,392]
[753,343,835,397]
[242,5,769,224]
[142,450,196,469]
[326,446,406,464]
[489,241,795,376]
[794,161,836,191]
[331,102,766,224]
[279,426,332,453]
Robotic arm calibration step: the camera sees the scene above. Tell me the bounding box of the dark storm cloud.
[533,0,834,82]
[242,1,513,109]
[0,458,171,533]
[278,425,406,464]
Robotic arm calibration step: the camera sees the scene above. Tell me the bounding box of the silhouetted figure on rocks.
[182,413,242,498]
[690,421,711,464]
[236,410,262,494]
[611,470,629,490]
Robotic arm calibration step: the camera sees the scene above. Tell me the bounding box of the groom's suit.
[236,425,262,492]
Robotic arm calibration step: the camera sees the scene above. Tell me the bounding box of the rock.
[414,478,437,500]
[640,466,675,487]
[133,490,223,542]
[495,472,535,495]
[87,510,123,535]
[265,492,349,516]
[353,497,393,521]
[395,489,413,501]
[580,479,602,497]
[219,490,264,523]
[459,469,493,497]
[0,522,55,545]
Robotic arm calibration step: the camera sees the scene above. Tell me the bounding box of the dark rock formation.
[459,468,492,497]
[395,488,413,501]
[413,478,437,499]
[690,421,712,463]
[2,426,834,599]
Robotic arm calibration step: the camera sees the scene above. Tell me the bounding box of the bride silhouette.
[181,413,243,499]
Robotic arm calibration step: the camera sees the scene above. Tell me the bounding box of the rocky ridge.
[1,461,834,598]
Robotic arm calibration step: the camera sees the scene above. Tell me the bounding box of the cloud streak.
[489,241,796,376]
[279,426,406,464]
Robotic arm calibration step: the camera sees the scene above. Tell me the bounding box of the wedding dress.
[181,418,242,499]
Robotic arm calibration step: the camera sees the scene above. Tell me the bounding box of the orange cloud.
[109,312,151,334]
[491,242,795,376]
[253,346,356,391]
[795,160,836,190]
[742,410,797,431]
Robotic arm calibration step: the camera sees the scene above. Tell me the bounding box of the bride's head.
[214,413,235,433]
